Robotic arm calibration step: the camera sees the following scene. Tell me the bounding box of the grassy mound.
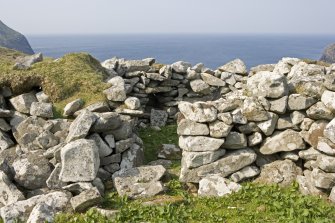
[0,47,109,116]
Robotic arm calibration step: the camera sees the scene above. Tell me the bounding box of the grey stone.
[255,160,302,186]
[304,120,328,148]
[190,79,210,94]
[171,61,192,73]
[63,99,84,116]
[124,97,141,110]
[182,149,226,169]
[312,168,335,190]
[107,115,134,140]
[223,132,247,149]
[217,113,233,125]
[324,118,335,144]
[317,137,335,156]
[248,132,263,146]
[9,92,38,114]
[276,116,294,130]
[91,112,121,132]
[178,102,217,123]
[230,166,260,182]
[180,148,257,183]
[218,59,247,75]
[260,129,305,154]
[66,109,97,143]
[316,154,335,173]
[201,73,226,86]
[290,111,306,125]
[198,175,241,197]
[14,53,43,69]
[88,133,113,157]
[59,139,100,182]
[70,187,102,212]
[179,136,225,152]
[0,170,25,206]
[30,102,53,118]
[329,187,335,203]
[13,153,51,190]
[46,163,66,189]
[0,131,14,151]
[300,118,314,131]
[101,153,121,166]
[120,144,144,170]
[298,147,322,160]
[27,202,56,223]
[104,163,120,174]
[113,165,166,198]
[177,119,209,136]
[321,90,335,110]
[104,134,115,148]
[35,91,50,103]
[209,120,232,138]
[103,76,127,102]
[158,144,182,160]
[269,96,288,114]
[296,170,326,197]
[231,109,247,124]
[306,102,333,120]
[280,151,299,161]
[115,138,134,153]
[246,71,288,98]
[287,94,316,110]
[241,98,269,122]
[150,109,168,127]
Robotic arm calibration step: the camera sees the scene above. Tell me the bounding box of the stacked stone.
[101,58,248,126]
[0,89,145,222]
[177,57,335,199]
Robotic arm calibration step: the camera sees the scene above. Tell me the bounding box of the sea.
[27,34,335,69]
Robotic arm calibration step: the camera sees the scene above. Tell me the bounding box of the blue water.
[27,34,335,69]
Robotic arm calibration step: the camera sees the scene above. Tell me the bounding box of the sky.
[1,0,335,35]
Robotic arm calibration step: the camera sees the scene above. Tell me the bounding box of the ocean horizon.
[27,34,335,69]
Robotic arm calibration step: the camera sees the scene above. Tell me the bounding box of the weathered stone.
[91,112,121,132]
[306,102,333,120]
[0,131,14,151]
[178,102,217,123]
[324,118,335,144]
[201,73,226,86]
[255,160,302,186]
[276,116,294,130]
[108,115,135,140]
[312,168,335,189]
[113,165,166,198]
[223,132,247,149]
[9,92,38,114]
[13,153,51,190]
[171,61,192,73]
[60,139,100,182]
[298,147,322,160]
[232,109,247,124]
[0,170,25,206]
[120,143,144,170]
[290,111,306,125]
[66,110,97,143]
[182,149,226,169]
[190,79,210,94]
[63,98,84,116]
[304,120,328,148]
[103,76,127,102]
[246,71,288,98]
[300,118,314,131]
[30,102,53,118]
[317,137,335,156]
[213,98,240,113]
[241,98,269,122]
[280,151,299,161]
[248,132,262,146]
[180,149,257,183]
[35,91,49,103]
[257,112,278,136]
[70,187,102,212]
[238,122,260,134]
[209,120,232,138]
[330,187,335,203]
[260,130,305,154]
[124,97,141,110]
[14,53,43,69]
[104,134,115,148]
[179,136,225,152]
[115,138,134,153]
[101,154,121,166]
[88,133,113,157]
[177,119,209,136]
[297,170,326,197]
[321,90,335,110]
[230,166,260,182]
[198,175,241,197]
[217,113,233,125]
[287,94,316,110]
[27,202,57,223]
[46,163,66,189]
[269,96,288,114]
[316,154,335,173]
[219,59,247,75]
[150,109,168,127]
[0,191,70,223]
[158,144,182,160]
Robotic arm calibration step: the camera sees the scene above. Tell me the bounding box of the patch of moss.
[0,47,109,117]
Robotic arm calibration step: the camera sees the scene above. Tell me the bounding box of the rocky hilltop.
[321,43,335,64]
[0,21,34,55]
[0,48,335,222]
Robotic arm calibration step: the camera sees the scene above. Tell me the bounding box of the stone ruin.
[1,54,335,222]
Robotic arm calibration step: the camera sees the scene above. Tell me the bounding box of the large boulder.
[246,71,288,98]
[103,76,127,102]
[260,129,305,155]
[113,165,166,198]
[59,139,100,182]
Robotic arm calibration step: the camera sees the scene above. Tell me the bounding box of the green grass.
[138,124,178,164]
[55,183,335,223]
[0,47,109,117]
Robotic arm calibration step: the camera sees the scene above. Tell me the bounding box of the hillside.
[0,20,34,54]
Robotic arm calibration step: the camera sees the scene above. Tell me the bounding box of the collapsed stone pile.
[0,88,148,222]
[176,58,335,198]
[101,57,248,126]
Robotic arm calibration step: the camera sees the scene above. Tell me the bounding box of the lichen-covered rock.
[230,166,260,182]
[190,79,211,94]
[91,112,122,133]
[30,102,53,118]
[241,97,269,122]
[178,102,217,123]
[255,160,302,186]
[171,61,192,73]
[70,187,102,212]
[312,168,335,190]
[316,154,335,173]
[103,76,127,102]
[257,112,279,136]
[306,102,334,120]
[9,92,38,114]
[201,73,226,87]
[182,149,226,169]
[219,59,247,75]
[0,170,25,206]
[179,136,225,152]
[177,119,209,136]
[88,133,113,157]
[259,129,305,155]
[63,98,84,117]
[150,109,168,127]
[198,174,241,197]
[223,132,247,149]
[0,131,14,150]
[287,94,316,110]
[124,97,141,110]
[208,120,232,138]
[59,139,100,182]
[324,118,335,144]
[246,71,288,98]
[120,144,144,170]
